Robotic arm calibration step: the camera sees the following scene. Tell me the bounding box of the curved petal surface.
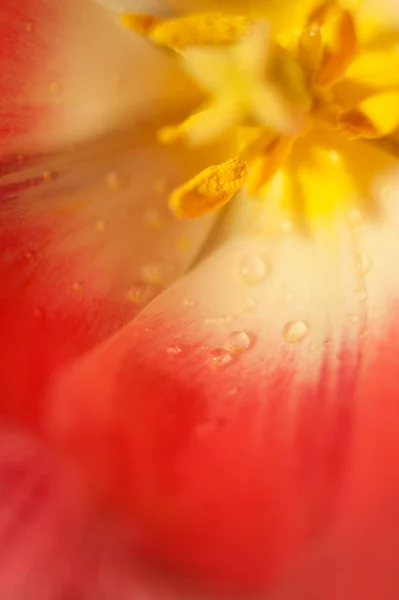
[0,0,190,153]
[0,121,224,428]
[47,138,399,593]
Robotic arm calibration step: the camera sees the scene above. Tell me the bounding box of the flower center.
[123,1,399,220]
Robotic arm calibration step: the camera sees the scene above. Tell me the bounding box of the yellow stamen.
[121,2,399,223]
[305,0,357,87]
[316,9,357,86]
[122,13,252,51]
[246,136,294,195]
[158,108,236,146]
[298,25,324,73]
[120,13,162,36]
[169,158,247,218]
[339,92,399,139]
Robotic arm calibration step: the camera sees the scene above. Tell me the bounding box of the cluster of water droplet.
[209,331,252,368]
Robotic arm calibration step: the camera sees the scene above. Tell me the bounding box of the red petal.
[0,0,62,148]
[0,136,217,429]
[0,428,92,599]
[46,221,399,593]
[45,306,359,592]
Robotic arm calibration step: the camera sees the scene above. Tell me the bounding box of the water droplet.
[153,179,167,194]
[354,252,371,275]
[239,254,269,285]
[242,298,256,312]
[127,283,154,305]
[355,288,367,301]
[348,313,360,323]
[328,150,341,164]
[144,208,164,230]
[205,315,233,327]
[225,331,251,354]
[105,171,122,191]
[280,218,295,233]
[140,262,173,285]
[204,317,217,325]
[282,320,309,344]
[25,23,33,33]
[220,315,233,325]
[167,345,182,355]
[176,236,190,251]
[96,220,106,232]
[284,289,296,302]
[381,184,394,201]
[347,207,363,228]
[42,170,56,183]
[25,252,33,260]
[73,282,83,292]
[49,81,63,95]
[209,348,234,368]
[227,387,239,396]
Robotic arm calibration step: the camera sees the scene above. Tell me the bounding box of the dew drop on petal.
[127,283,154,305]
[140,262,172,285]
[105,171,122,191]
[225,331,251,354]
[328,150,340,164]
[153,178,167,194]
[355,288,368,301]
[348,313,361,323]
[280,218,295,233]
[282,320,309,344]
[167,345,182,355]
[209,348,234,368]
[347,207,363,228]
[96,220,106,232]
[242,298,256,312]
[354,252,371,275]
[239,254,269,285]
[43,170,57,183]
[49,81,63,95]
[284,289,296,302]
[176,236,190,251]
[144,208,164,230]
[72,282,83,292]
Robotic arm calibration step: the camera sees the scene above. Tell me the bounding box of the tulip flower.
[2,0,399,598]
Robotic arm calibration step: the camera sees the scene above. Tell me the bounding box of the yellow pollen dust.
[170,158,247,218]
[123,3,399,220]
[121,12,252,50]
